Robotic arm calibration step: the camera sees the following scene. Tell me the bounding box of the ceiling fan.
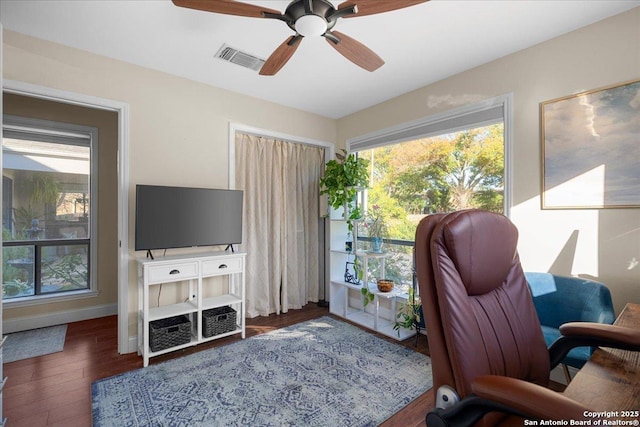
[172,0,430,75]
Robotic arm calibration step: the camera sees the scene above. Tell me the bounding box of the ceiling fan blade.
[172,0,282,18]
[260,36,303,76]
[324,31,384,72]
[338,0,429,18]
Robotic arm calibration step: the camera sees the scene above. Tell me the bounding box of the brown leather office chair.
[415,209,640,426]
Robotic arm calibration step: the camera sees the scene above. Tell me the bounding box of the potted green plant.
[394,287,422,339]
[319,149,369,232]
[363,204,386,252]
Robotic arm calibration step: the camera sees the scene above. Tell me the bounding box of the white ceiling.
[2,0,639,119]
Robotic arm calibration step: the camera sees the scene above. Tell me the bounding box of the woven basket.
[149,315,191,352]
[203,306,237,338]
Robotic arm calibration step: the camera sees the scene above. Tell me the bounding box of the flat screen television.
[135,185,243,253]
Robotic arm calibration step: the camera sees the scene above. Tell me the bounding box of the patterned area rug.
[3,324,67,363]
[92,316,432,427]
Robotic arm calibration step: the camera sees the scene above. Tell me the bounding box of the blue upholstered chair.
[525,272,615,381]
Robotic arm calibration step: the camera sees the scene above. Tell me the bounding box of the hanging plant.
[352,256,375,308]
[25,173,61,206]
[319,149,369,231]
[361,286,375,308]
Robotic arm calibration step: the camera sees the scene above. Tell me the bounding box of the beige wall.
[2,30,337,340]
[2,6,639,342]
[338,8,640,314]
[3,93,119,321]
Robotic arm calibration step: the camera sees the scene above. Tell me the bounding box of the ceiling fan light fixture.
[295,14,327,37]
[172,0,431,75]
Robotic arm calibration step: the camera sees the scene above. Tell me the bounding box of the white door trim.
[2,79,131,354]
[228,122,335,189]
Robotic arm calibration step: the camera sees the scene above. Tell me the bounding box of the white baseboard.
[127,336,139,354]
[3,303,117,334]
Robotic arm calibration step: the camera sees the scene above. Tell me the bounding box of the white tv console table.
[137,251,246,367]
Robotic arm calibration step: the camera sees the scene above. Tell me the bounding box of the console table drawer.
[202,257,242,276]
[147,262,199,283]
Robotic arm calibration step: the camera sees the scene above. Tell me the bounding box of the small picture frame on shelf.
[344,261,359,285]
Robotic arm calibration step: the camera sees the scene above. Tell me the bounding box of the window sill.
[2,289,100,308]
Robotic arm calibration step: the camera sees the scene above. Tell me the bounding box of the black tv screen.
[135,185,243,251]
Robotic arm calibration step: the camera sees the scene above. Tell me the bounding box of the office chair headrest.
[434,209,519,296]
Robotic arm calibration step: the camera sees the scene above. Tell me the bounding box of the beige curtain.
[235,133,324,317]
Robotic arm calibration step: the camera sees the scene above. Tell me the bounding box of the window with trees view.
[351,99,508,290]
[2,115,96,301]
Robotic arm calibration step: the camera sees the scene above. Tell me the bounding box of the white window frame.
[2,114,99,307]
[347,94,514,216]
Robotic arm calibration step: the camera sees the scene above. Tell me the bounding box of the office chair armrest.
[560,322,640,346]
[548,323,640,368]
[425,376,588,427]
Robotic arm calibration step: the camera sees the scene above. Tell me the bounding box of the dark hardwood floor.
[3,305,433,427]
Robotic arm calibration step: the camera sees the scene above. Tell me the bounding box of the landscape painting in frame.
[541,79,640,209]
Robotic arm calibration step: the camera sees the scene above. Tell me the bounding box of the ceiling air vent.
[215,44,265,72]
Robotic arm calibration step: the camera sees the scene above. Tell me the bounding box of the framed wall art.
[540,79,640,209]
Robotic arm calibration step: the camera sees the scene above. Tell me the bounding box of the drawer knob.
[219,264,228,269]
[169,269,180,275]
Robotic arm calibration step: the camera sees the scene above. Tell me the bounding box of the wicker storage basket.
[149,315,191,352]
[203,306,237,338]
